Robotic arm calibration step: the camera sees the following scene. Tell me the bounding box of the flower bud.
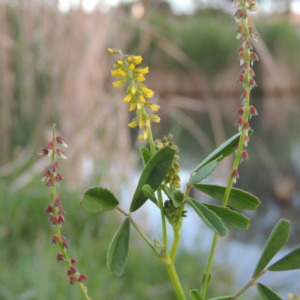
[232,169,239,184]
[57,252,65,262]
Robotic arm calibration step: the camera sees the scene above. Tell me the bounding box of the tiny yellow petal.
[128,120,138,128]
[138,67,149,74]
[126,56,134,62]
[146,103,160,112]
[123,94,132,102]
[145,119,151,128]
[129,102,136,111]
[139,118,144,128]
[135,74,145,82]
[138,94,146,103]
[116,60,123,65]
[137,102,142,110]
[129,63,135,71]
[133,56,142,65]
[108,48,119,54]
[141,87,154,98]
[131,86,136,94]
[112,80,125,87]
[138,130,148,140]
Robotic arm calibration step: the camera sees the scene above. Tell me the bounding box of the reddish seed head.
[56,149,68,159]
[58,209,66,216]
[244,135,250,147]
[233,142,239,149]
[241,150,249,161]
[237,74,245,84]
[78,274,88,282]
[235,117,243,130]
[237,108,244,116]
[240,90,248,101]
[47,141,54,149]
[249,78,257,89]
[42,170,52,181]
[70,266,77,274]
[52,234,59,244]
[54,198,61,207]
[232,169,239,183]
[56,173,64,181]
[249,105,258,117]
[52,161,59,171]
[243,122,250,130]
[57,252,65,262]
[44,205,53,214]
[56,136,68,148]
[58,215,65,225]
[50,215,58,226]
[70,275,77,285]
[246,41,253,50]
[37,147,49,156]
[46,178,55,187]
[67,269,72,276]
[249,68,255,77]
[70,258,77,265]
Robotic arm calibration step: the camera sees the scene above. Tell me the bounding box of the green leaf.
[189,160,217,185]
[142,184,158,205]
[107,218,130,276]
[193,131,252,172]
[80,187,119,213]
[130,146,176,212]
[256,283,283,300]
[188,198,227,236]
[140,147,151,167]
[203,204,250,230]
[171,190,184,208]
[268,246,300,271]
[252,219,290,277]
[207,297,233,300]
[190,289,201,300]
[193,184,260,210]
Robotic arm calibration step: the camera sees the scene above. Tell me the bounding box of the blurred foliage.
[0,179,235,300]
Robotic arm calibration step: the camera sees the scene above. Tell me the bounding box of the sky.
[58,0,300,14]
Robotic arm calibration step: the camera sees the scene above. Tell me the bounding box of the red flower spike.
[54,198,61,207]
[46,178,55,187]
[70,258,77,265]
[56,136,68,148]
[56,173,64,181]
[232,169,239,184]
[78,274,88,282]
[249,106,258,118]
[70,275,77,285]
[249,78,257,90]
[52,235,59,244]
[237,108,244,116]
[44,205,53,214]
[57,252,65,262]
[241,150,249,162]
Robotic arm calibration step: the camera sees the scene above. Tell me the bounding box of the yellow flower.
[131,86,136,94]
[135,74,145,82]
[116,60,123,65]
[149,114,160,123]
[138,130,148,140]
[145,103,160,112]
[139,118,145,128]
[108,48,119,54]
[138,94,146,103]
[136,67,149,75]
[111,69,126,77]
[112,80,125,87]
[128,120,138,128]
[141,87,154,98]
[133,56,142,65]
[129,63,135,71]
[137,102,142,110]
[123,93,132,102]
[129,102,137,111]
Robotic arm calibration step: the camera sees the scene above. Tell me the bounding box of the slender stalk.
[170,226,181,261]
[157,187,168,257]
[166,263,187,300]
[147,126,156,155]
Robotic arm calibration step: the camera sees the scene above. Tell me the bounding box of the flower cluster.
[232,0,259,183]
[108,48,160,141]
[38,127,91,299]
[155,134,181,189]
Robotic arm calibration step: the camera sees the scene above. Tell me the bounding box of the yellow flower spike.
[133,56,143,65]
[135,74,145,82]
[131,86,136,94]
[138,94,146,103]
[129,102,137,111]
[128,120,138,128]
[123,93,132,102]
[129,63,135,71]
[108,48,119,54]
[112,80,125,88]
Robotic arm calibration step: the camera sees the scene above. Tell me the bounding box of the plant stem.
[166,263,186,300]
[157,187,168,257]
[170,226,181,261]
[147,126,156,156]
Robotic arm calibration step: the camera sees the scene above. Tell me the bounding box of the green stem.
[166,263,186,300]
[200,234,219,300]
[170,226,181,261]
[157,187,168,257]
[147,126,156,156]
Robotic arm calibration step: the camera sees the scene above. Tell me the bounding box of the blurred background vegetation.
[1,0,300,299]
